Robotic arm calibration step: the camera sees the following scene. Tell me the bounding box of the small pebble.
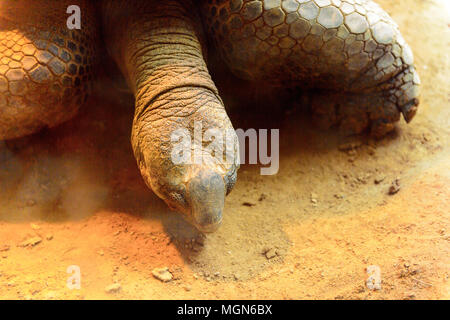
[242,202,256,207]
[388,179,401,195]
[30,223,40,230]
[105,283,121,294]
[310,193,318,204]
[374,176,386,184]
[19,237,42,247]
[264,248,277,260]
[152,267,173,282]
[338,141,362,151]
[183,284,192,291]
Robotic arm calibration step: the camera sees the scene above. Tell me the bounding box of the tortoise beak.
[186,170,225,233]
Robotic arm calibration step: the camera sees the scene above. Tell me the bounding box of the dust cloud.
[0,141,108,223]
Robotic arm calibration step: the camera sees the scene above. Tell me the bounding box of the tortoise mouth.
[186,170,226,233]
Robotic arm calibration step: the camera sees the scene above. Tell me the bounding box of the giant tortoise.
[0,0,420,232]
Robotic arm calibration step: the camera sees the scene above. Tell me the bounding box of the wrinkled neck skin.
[100,0,239,233]
[101,0,209,96]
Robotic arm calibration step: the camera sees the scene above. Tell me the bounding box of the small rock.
[374,176,385,184]
[19,236,42,247]
[264,248,277,260]
[105,283,121,294]
[0,245,10,252]
[46,234,53,241]
[388,179,401,195]
[30,223,40,230]
[183,284,192,291]
[357,175,368,184]
[152,267,173,282]
[310,193,318,204]
[422,133,431,142]
[242,202,256,207]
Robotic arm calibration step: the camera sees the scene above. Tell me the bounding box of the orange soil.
[0,0,449,299]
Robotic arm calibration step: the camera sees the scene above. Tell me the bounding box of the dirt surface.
[0,0,449,300]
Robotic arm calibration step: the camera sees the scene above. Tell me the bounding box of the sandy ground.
[0,0,449,300]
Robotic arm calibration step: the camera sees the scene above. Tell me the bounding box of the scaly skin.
[0,0,97,140]
[202,0,420,136]
[0,0,420,232]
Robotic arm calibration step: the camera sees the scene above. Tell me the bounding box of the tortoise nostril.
[186,170,225,233]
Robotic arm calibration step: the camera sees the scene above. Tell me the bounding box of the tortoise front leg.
[202,0,420,136]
